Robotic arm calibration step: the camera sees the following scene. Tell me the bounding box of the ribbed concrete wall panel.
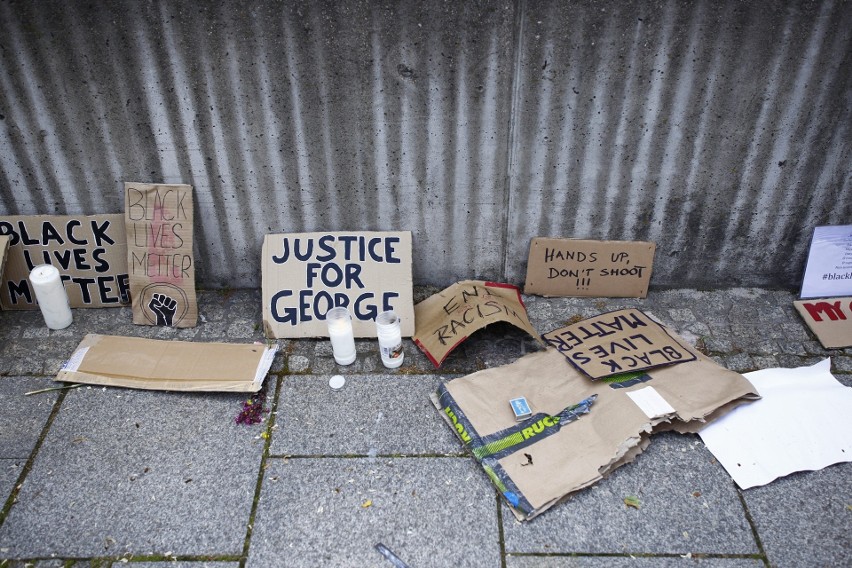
[1,1,850,289]
[506,0,851,287]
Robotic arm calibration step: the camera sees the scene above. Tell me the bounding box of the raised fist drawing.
[149,293,177,326]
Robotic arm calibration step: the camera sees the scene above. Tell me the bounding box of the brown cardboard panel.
[125,182,197,328]
[413,280,541,368]
[542,308,696,379]
[432,347,758,520]
[261,231,414,338]
[793,298,852,349]
[56,334,278,392]
[0,214,129,310]
[524,238,655,298]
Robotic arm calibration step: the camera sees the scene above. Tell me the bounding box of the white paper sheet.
[698,359,852,489]
[626,386,676,419]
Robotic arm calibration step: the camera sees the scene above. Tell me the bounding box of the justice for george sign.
[542,308,696,379]
[261,231,414,338]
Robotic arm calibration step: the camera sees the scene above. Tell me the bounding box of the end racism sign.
[0,214,129,310]
[542,308,696,379]
[261,231,414,338]
[524,238,655,298]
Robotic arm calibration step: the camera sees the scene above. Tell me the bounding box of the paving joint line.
[496,490,508,568]
[239,372,284,568]
[0,387,70,528]
[266,453,469,459]
[735,484,771,568]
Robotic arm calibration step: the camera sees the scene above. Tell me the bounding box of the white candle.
[29,264,73,330]
[375,310,404,369]
[326,307,356,365]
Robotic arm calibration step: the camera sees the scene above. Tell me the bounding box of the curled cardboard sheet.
[56,334,278,392]
[431,346,758,521]
[413,281,541,368]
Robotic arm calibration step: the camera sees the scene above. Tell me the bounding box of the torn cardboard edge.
[0,235,9,280]
[524,238,656,298]
[432,345,758,521]
[56,334,278,392]
[793,297,852,349]
[412,280,542,368]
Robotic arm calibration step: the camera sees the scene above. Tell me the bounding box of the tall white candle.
[29,264,73,330]
[375,310,404,369]
[326,306,356,365]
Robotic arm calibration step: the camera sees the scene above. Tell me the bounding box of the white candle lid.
[329,374,346,390]
[29,264,61,283]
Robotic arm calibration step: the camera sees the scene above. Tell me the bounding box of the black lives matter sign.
[0,214,129,309]
[542,308,696,379]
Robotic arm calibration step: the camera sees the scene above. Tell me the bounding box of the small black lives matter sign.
[542,308,696,379]
[0,214,130,310]
[125,182,197,328]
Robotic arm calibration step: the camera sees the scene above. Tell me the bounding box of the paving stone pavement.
[0,288,850,567]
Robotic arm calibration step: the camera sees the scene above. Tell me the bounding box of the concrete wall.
[0,0,849,289]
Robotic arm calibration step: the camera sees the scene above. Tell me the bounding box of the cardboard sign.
[524,238,655,298]
[57,334,278,392]
[261,231,414,338]
[432,347,758,520]
[125,182,197,328]
[0,214,129,310]
[793,297,852,348]
[800,225,852,299]
[412,280,541,368]
[542,308,696,379]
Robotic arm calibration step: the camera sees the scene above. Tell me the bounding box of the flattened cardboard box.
[413,280,541,368]
[525,238,655,298]
[542,308,696,379]
[262,231,414,338]
[125,182,197,328]
[432,346,758,520]
[793,297,852,349]
[57,334,278,392]
[0,214,129,310]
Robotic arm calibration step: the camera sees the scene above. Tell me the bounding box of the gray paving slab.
[247,456,500,568]
[0,377,58,458]
[502,432,758,555]
[741,462,852,568]
[506,557,764,568]
[271,374,461,456]
[0,383,275,558]
[0,459,24,506]
[127,563,239,568]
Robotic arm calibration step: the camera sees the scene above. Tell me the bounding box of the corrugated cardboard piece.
[125,182,197,328]
[413,281,541,368]
[793,298,852,348]
[542,308,697,379]
[432,344,758,521]
[0,214,129,309]
[57,334,278,392]
[262,231,414,338]
[524,238,655,298]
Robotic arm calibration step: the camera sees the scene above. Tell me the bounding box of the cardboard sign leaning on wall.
[125,182,197,328]
[524,238,655,298]
[262,231,414,338]
[0,214,130,310]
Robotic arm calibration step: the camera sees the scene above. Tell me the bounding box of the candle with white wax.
[29,264,73,330]
[326,306,356,365]
[375,310,404,369]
